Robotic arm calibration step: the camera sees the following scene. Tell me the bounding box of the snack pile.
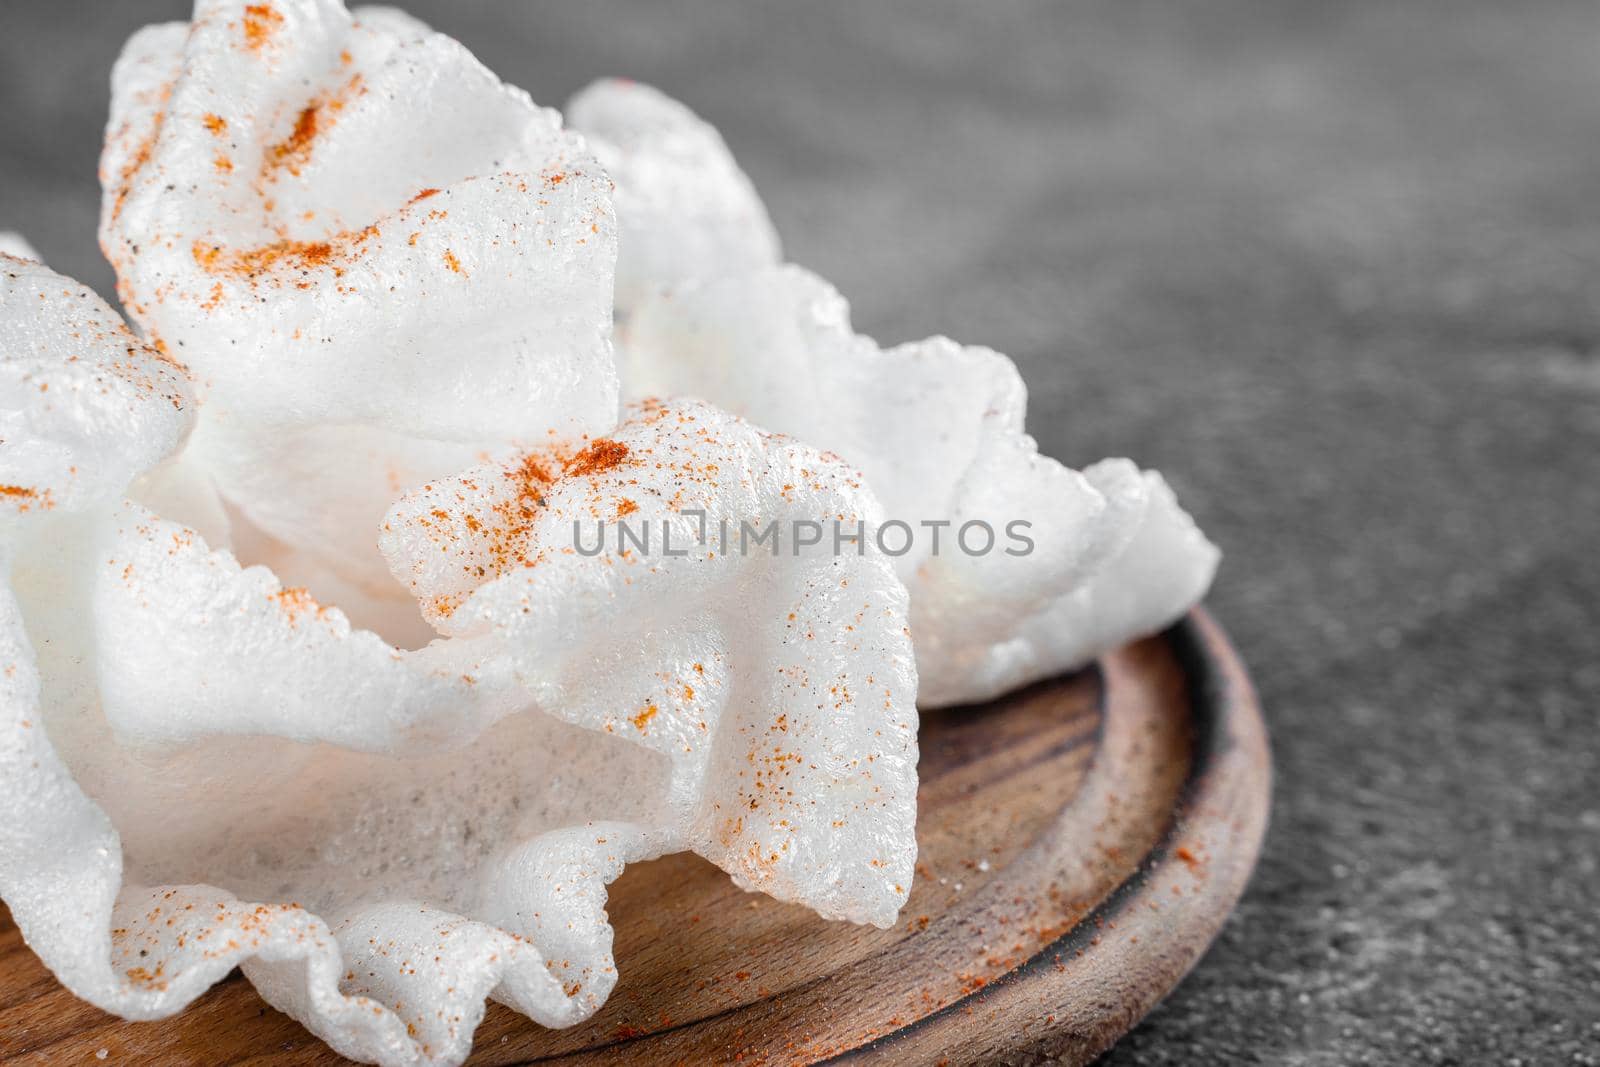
[0,2,1217,1064]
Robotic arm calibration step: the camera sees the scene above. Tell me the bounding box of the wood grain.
[0,610,1269,1065]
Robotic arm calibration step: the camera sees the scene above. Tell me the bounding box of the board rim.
[818,607,1272,1065]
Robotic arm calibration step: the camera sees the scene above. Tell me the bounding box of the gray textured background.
[4,1,1599,1063]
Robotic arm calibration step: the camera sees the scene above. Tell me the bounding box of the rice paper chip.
[98,0,619,601]
[381,398,919,926]
[91,501,523,751]
[1,373,914,1065]
[0,233,40,261]
[182,416,485,638]
[998,457,1221,677]
[567,78,780,315]
[220,507,440,648]
[99,0,616,435]
[3,486,910,1063]
[0,244,230,548]
[0,251,645,1061]
[344,3,433,40]
[2,505,679,1062]
[619,265,1220,705]
[1,255,193,518]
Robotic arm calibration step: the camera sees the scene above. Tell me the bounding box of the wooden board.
[0,609,1269,1065]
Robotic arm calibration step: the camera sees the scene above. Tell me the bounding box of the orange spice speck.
[108,101,166,224]
[268,103,321,177]
[271,586,324,625]
[192,224,378,281]
[202,113,227,136]
[630,704,658,732]
[242,4,284,51]
[442,249,465,275]
[563,439,630,478]
[516,454,555,487]
[259,74,363,184]
[192,242,223,271]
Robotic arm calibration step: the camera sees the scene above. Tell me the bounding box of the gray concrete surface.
[3,1,1597,1063]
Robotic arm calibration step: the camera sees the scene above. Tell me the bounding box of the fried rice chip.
[381,398,919,925]
[567,78,780,314]
[0,233,40,261]
[0,274,915,1066]
[1,254,193,517]
[619,266,1220,704]
[98,0,619,607]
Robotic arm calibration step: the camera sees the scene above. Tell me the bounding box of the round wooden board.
[0,609,1269,1066]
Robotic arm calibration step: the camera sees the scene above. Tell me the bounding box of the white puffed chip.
[347,4,432,40]
[1005,458,1221,670]
[567,78,780,314]
[0,398,917,1066]
[92,501,525,751]
[381,398,920,926]
[0,233,41,261]
[98,0,619,599]
[1,256,193,517]
[100,0,616,434]
[619,265,1220,705]
[2,502,703,1064]
[182,416,486,636]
